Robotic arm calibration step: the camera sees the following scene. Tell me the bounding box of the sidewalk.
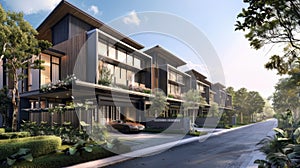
[67,122,265,168]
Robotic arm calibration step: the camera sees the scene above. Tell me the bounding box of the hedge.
[0,128,5,133]
[0,136,61,160]
[0,132,31,139]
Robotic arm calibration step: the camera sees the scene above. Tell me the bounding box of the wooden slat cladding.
[53,32,87,80]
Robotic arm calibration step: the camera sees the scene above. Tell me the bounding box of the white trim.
[75,80,152,98]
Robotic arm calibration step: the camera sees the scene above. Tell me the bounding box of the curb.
[66,122,260,168]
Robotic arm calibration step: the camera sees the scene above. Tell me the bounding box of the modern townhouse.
[185,69,211,117]
[144,45,191,118]
[0,0,233,130]
[1,0,153,128]
[212,83,233,111]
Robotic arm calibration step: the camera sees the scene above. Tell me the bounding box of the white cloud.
[123,10,141,26]
[88,5,100,16]
[4,0,61,14]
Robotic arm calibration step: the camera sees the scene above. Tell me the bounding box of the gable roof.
[36,0,144,50]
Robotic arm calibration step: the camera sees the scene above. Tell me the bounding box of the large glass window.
[40,54,60,85]
[41,54,51,85]
[115,66,120,84]
[177,74,183,83]
[120,68,127,85]
[106,63,114,76]
[134,57,141,69]
[127,55,133,66]
[98,40,107,56]
[115,67,127,85]
[169,71,183,83]
[197,83,204,92]
[108,45,116,59]
[127,70,133,85]
[52,57,59,83]
[169,71,176,81]
[117,50,127,63]
[168,83,181,95]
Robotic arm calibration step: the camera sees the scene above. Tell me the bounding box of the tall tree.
[246,91,265,122]
[272,77,300,119]
[235,0,300,75]
[0,5,51,131]
[234,88,249,124]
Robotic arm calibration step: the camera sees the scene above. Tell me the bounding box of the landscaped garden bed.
[3,145,116,168]
[0,121,131,167]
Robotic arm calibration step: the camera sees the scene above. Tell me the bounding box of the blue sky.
[1,0,280,98]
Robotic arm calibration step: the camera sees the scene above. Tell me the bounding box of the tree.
[0,87,11,127]
[209,102,219,117]
[98,65,112,86]
[0,5,51,131]
[182,89,206,123]
[234,88,249,124]
[263,99,275,119]
[272,77,300,119]
[149,89,168,117]
[246,91,265,122]
[235,0,300,75]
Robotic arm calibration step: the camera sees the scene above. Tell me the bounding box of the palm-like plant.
[255,110,300,168]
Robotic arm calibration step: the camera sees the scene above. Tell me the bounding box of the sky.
[0,0,281,98]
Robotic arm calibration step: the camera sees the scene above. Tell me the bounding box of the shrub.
[0,132,31,139]
[189,130,207,136]
[0,136,61,160]
[0,128,5,133]
[9,145,116,168]
[20,120,89,145]
[3,148,33,166]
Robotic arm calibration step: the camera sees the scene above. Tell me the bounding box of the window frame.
[39,54,61,86]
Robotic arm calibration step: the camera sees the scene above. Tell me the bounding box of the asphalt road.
[106,119,277,168]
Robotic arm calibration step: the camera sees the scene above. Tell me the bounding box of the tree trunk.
[240,112,243,124]
[192,109,195,124]
[11,72,19,131]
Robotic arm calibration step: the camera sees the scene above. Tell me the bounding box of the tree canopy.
[227,87,265,123]
[149,89,168,117]
[0,4,51,130]
[235,0,300,75]
[272,77,300,119]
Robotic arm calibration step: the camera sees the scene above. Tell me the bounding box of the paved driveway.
[109,132,188,151]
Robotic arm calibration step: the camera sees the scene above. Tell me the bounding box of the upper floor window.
[108,45,116,59]
[98,40,107,56]
[127,55,133,66]
[177,74,183,83]
[117,49,127,63]
[40,54,60,85]
[134,57,141,69]
[98,39,143,68]
[169,70,183,83]
[197,83,204,92]
[168,83,181,95]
